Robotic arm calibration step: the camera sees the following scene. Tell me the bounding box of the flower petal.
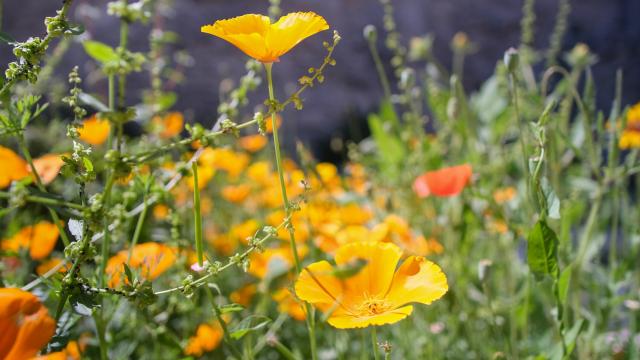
[327,305,413,329]
[334,241,402,299]
[295,260,344,311]
[386,256,448,307]
[201,14,271,61]
[266,12,329,60]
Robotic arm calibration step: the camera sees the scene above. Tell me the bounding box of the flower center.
[359,296,391,316]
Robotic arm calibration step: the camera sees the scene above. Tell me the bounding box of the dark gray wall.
[2,0,639,160]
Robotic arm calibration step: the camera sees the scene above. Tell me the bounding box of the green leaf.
[0,31,15,43]
[83,41,118,64]
[79,93,110,112]
[557,264,572,306]
[219,303,244,314]
[527,220,559,279]
[229,315,271,340]
[123,263,134,285]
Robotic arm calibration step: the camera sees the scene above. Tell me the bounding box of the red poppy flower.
[413,164,472,198]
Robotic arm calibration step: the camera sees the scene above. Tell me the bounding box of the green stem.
[371,327,379,360]
[271,338,298,360]
[365,31,392,102]
[264,62,316,360]
[0,191,84,210]
[94,315,109,360]
[192,162,204,266]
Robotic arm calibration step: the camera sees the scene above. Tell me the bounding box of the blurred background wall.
[2,0,639,161]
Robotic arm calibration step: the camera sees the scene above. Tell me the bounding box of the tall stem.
[192,162,204,266]
[264,62,316,360]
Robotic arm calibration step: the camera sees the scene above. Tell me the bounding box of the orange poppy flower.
[295,241,448,329]
[201,12,329,63]
[184,322,223,357]
[105,242,177,287]
[0,146,29,189]
[0,288,56,359]
[32,154,65,185]
[239,134,268,153]
[153,112,184,139]
[413,164,472,198]
[1,222,60,260]
[78,115,110,146]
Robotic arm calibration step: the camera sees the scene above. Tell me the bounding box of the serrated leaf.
[527,220,559,279]
[219,303,244,314]
[83,40,118,64]
[229,315,271,340]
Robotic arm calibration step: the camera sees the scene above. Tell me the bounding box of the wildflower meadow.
[1,0,639,359]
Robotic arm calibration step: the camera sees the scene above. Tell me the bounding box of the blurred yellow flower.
[230,284,257,307]
[78,115,110,146]
[201,12,329,63]
[493,187,517,204]
[619,102,640,149]
[184,322,223,357]
[106,242,177,287]
[1,221,59,260]
[153,112,184,139]
[0,146,29,189]
[221,184,251,203]
[272,288,306,321]
[295,241,448,329]
[239,134,268,153]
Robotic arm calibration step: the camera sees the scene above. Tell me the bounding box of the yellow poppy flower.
[295,241,448,329]
[78,115,111,146]
[201,12,329,63]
